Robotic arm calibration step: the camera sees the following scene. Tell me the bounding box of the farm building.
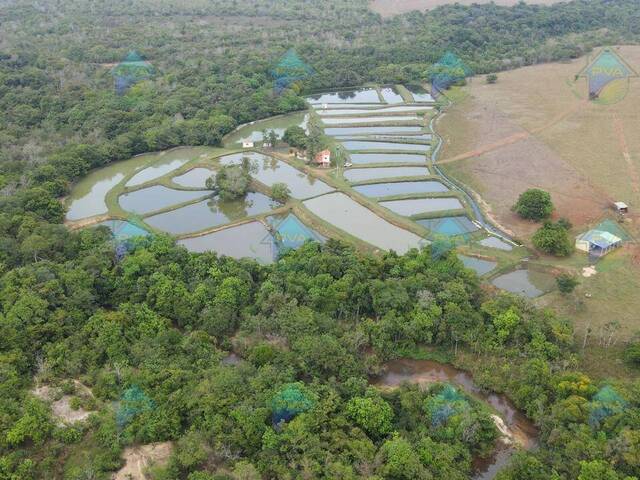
[314,149,331,167]
[614,201,629,214]
[242,140,254,148]
[575,219,631,257]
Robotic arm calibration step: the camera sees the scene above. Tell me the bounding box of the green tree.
[271,183,290,202]
[556,273,579,294]
[215,163,251,200]
[377,434,430,480]
[533,221,574,256]
[346,393,394,439]
[513,189,554,221]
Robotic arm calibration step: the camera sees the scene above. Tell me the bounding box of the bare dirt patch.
[32,381,94,425]
[113,442,173,480]
[369,0,565,17]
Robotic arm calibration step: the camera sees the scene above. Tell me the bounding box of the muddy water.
[374,358,538,479]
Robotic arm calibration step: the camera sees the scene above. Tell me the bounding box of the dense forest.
[2,0,640,478]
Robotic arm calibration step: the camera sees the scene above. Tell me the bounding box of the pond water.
[303,192,424,254]
[354,181,448,197]
[349,153,426,164]
[322,115,418,125]
[373,358,538,480]
[307,88,382,104]
[317,105,432,115]
[416,215,479,236]
[172,167,215,188]
[224,112,308,146]
[125,147,212,187]
[342,140,430,152]
[218,152,333,199]
[65,153,155,221]
[379,86,405,104]
[119,186,211,215]
[267,213,325,250]
[325,126,424,136]
[491,268,556,298]
[178,221,275,263]
[380,197,464,216]
[405,84,435,102]
[480,236,514,251]
[458,254,497,276]
[364,134,432,141]
[93,219,150,240]
[344,167,430,183]
[143,192,279,235]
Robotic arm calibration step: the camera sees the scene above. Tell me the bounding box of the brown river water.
[374,358,539,480]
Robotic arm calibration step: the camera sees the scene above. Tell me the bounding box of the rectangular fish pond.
[405,84,435,102]
[353,181,448,197]
[224,111,308,146]
[344,167,430,183]
[325,126,424,136]
[342,140,430,152]
[322,115,418,125]
[118,186,211,216]
[457,254,497,276]
[379,86,405,104]
[178,221,276,264]
[143,192,280,235]
[218,152,333,198]
[349,153,426,165]
[93,219,150,241]
[307,88,382,104]
[379,197,464,216]
[317,105,432,115]
[303,192,424,254]
[267,213,326,251]
[416,216,479,236]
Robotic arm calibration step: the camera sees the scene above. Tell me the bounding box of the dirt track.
[369,0,565,17]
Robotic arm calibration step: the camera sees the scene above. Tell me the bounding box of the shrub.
[532,221,574,256]
[486,73,498,84]
[271,183,290,202]
[556,273,579,294]
[513,189,553,221]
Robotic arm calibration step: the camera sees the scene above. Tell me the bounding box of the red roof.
[314,149,331,162]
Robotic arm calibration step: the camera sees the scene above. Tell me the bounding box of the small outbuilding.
[242,140,254,148]
[575,230,622,257]
[314,149,331,168]
[614,201,629,214]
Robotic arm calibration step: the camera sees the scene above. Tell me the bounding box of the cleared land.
[438,46,640,240]
[369,0,564,17]
[438,46,640,364]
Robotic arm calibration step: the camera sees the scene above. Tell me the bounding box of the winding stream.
[374,358,538,480]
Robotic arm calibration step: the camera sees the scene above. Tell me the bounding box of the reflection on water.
[322,115,417,125]
[66,173,124,221]
[342,140,430,152]
[325,126,423,136]
[344,167,430,182]
[349,153,426,164]
[374,358,538,480]
[307,88,382,104]
[144,192,280,235]
[172,167,215,188]
[380,197,464,216]
[491,269,555,298]
[354,181,448,197]
[458,254,497,276]
[379,86,404,104]
[118,186,211,215]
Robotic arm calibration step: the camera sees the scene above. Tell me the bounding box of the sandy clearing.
[113,442,173,480]
[370,0,565,17]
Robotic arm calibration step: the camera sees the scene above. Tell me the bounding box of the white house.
[242,140,254,148]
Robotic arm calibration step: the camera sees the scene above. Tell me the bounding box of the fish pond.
[321,115,418,125]
[307,88,382,104]
[491,268,556,298]
[380,197,464,216]
[416,215,479,236]
[303,192,424,254]
[349,153,426,165]
[405,84,435,102]
[317,105,432,115]
[458,254,497,276]
[325,126,424,136]
[223,112,308,146]
[143,192,280,235]
[178,221,275,263]
[118,186,211,215]
[218,152,333,198]
[342,140,430,152]
[344,167,430,183]
[125,147,212,187]
[379,86,405,104]
[172,167,215,188]
[93,219,150,240]
[480,236,514,251]
[353,181,448,198]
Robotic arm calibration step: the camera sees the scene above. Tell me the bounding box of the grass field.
[369,0,564,17]
[437,46,640,378]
